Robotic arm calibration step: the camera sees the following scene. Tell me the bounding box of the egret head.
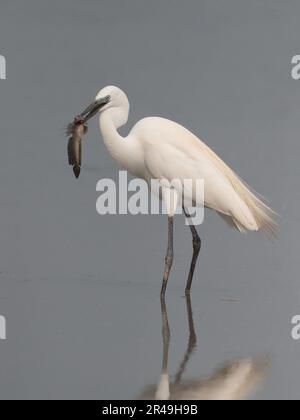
[72,86,129,128]
[95,86,129,112]
[95,86,130,127]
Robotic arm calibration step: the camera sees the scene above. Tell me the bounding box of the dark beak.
[79,95,111,122]
[66,95,110,137]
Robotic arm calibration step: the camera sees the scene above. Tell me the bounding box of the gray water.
[0,0,299,400]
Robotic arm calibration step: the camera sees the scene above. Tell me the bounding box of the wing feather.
[139,117,277,237]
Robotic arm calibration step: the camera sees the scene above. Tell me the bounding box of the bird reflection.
[138,295,267,401]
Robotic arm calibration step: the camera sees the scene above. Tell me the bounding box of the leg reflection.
[137,294,267,400]
[173,293,197,385]
[154,296,171,400]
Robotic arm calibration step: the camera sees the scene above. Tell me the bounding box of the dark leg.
[160,295,170,374]
[183,207,201,293]
[160,216,174,297]
[173,293,197,384]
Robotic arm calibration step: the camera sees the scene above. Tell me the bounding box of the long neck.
[99,108,134,170]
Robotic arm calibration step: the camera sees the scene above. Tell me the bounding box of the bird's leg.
[160,216,174,297]
[183,207,201,293]
[160,295,170,374]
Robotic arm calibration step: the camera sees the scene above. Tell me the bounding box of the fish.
[66,97,108,178]
[67,117,88,179]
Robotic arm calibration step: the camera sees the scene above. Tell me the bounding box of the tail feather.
[227,175,278,239]
[198,140,278,238]
[218,212,248,234]
[218,177,278,239]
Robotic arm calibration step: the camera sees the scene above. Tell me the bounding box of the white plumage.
[96,86,277,236]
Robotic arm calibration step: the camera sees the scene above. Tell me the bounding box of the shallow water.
[0,264,298,400]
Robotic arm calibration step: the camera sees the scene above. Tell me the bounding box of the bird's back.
[131,117,277,236]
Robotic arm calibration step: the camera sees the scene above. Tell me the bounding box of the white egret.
[67,86,277,295]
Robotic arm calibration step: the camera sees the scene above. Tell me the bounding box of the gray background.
[0,0,298,399]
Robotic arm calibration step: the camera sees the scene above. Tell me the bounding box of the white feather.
[96,86,277,236]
